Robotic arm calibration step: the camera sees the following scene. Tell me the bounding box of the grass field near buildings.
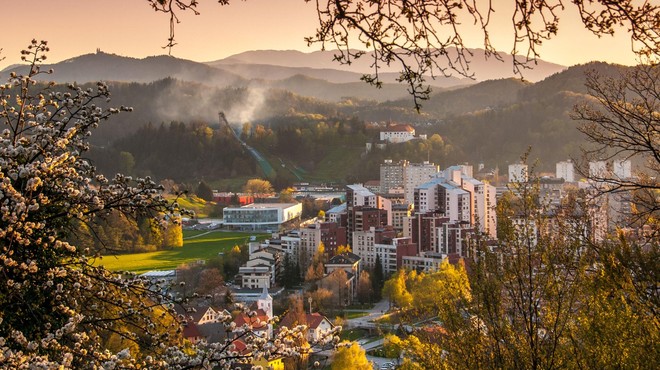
[95,230,267,274]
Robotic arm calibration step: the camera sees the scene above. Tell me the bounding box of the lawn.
[168,195,216,218]
[345,311,369,320]
[308,145,364,182]
[339,328,370,342]
[95,230,267,274]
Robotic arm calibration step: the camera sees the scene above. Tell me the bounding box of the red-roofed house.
[182,322,204,344]
[305,313,334,342]
[232,309,272,339]
[279,312,334,343]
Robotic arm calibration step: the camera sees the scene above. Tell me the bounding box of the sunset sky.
[1,0,642,71]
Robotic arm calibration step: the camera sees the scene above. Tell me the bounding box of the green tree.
[372,255,385,300]
[331,342,372,370]
[408,261,470,317]
[118,151,135,175]
[195,180,214,201]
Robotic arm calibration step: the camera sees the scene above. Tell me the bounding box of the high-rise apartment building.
[346,184,392,241]
[380,159,407,193]
[403,161,440,205]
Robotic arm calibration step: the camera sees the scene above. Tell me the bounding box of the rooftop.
[327,252,361,265]
[237,203,299,210]
[381,124,415,133]
[347,184,375,197]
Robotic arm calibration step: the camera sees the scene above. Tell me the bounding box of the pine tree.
[372,255,385,300]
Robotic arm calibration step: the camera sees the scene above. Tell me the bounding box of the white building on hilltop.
[380,124,416,143]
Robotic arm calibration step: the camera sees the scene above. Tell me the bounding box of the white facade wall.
[401,254,445,273]
[240,266,272,289]
[374,242,398,275]
[463,178,497,239]
[299,226,322,270]
[223,203,302,228]
[613,159,632,179]
[281,234,301,261]
[415,185,435,214]
[348,184,378,207]
[589,161,608,179]
[443,186,471,223]
[352,229,376,270]
[404,162,439,205]
[481,182,497,239]
[391,206,411,231]
[380,130,415,143]
[556,160,575,182]
[508,163,528,183]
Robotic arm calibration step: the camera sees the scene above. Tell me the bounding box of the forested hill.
[2,52,246,86]
[77,61,632,189]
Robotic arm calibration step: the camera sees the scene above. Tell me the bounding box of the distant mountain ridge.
[209,48,567,82]
[1,48,565,103]
[3,58,626,184]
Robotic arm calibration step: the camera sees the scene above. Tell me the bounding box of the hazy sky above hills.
[1,0,641,70]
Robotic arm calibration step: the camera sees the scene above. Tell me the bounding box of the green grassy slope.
[306,145,365,183]
[95,230,267,274]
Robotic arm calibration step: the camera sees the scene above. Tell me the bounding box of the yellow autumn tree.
[335,244,352,255]
[331,342,371,370]
[382,269,413,309]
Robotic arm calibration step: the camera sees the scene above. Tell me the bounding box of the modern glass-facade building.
[223,203,302,231]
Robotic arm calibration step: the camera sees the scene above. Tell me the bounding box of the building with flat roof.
[223,203,302,231]
[380,159,407,193]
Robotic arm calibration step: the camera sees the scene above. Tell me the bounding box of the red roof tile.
[183,322,202,339]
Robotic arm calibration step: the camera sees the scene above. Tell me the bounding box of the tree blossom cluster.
[0,41,337,368]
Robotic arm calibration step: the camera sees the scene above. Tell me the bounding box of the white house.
[380,124,416,143]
